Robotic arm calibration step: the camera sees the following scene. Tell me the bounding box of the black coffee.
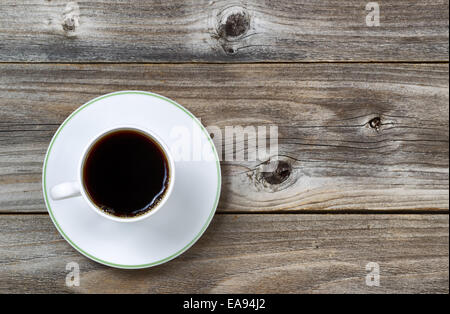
[83,129,170,218]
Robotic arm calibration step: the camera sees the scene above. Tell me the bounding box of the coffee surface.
[83,130,169,217]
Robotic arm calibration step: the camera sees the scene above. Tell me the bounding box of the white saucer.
[42,91,221,269]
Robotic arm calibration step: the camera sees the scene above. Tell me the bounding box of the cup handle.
[50,182,81,200]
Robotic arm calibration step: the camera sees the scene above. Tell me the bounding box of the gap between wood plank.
[0,61,448,65]
[0,211,448,215]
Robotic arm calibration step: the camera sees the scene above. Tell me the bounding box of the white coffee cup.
[50,125,175,223]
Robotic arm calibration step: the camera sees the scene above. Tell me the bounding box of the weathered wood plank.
[0,0,448,62]
[0,214,447,293]
[0,63,448,213]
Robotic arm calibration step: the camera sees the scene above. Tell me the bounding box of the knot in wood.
[223,12,250,37]
[261,160,292,185]
[368,117,382,131]
[217,7,250,39]
[62,17,77,31]
[62,2,80,33]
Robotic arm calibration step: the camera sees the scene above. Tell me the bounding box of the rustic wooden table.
[0,0,448,294]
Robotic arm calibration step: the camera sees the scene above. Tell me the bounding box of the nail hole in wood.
[227,47,236,55]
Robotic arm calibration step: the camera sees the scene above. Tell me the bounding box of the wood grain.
[0,63,448,213]
[0,214,447,293]
[0,0,448,62]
